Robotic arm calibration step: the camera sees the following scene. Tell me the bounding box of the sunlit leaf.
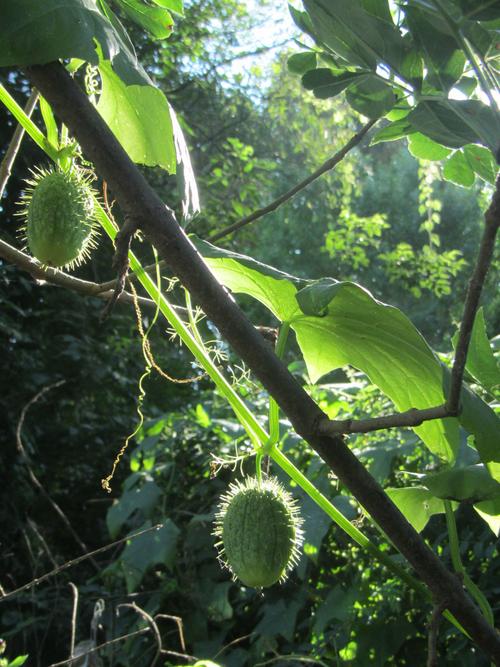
[443,150,475,187]
[386,486,448,532]
[97,59,176,172]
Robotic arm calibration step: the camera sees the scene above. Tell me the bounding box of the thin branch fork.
[25,63,500,662]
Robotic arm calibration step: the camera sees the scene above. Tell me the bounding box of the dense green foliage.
[0,0,499,665]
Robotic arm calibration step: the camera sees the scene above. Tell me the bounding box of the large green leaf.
[403,5,465,92]
[288,51,318,75]
[193,238,304,322]
[293,279,459,460]
[463,145,498,184]
[422,464,500,503]
[408,100,500,155]
[386,486,448,532]
[97,59,176,172]
[452,307,500,394]
[196,243,500,465]
[443,150,476,187]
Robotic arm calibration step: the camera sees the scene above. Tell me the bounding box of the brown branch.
[155,614,186,652]
[25,63,500,662]
[0,237,156,308]
[16,381,99,570]
[0,88,39,199]
[447,175,500,413]
[48,628,150,667]
[318,404,451,435]
[0,523,163,602]
[209,118,377,242]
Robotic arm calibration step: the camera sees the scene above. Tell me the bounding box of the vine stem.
[0,88,39,199]
[444,501,494,627]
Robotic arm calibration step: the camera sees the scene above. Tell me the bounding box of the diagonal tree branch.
[24,62,500,662]
[209,118,377,242]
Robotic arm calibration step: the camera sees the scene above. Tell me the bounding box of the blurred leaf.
[408,133,451,161]
[302,69,365,99]
[404,5,465,91]
[288,51,317,74]
[443,150,475,187]
[150,0,183,15]
[386,486,448,532]
[407,100,500,155]
[452,307,500,393]
[345,75,399,118]
[170,105,200,221]
[422,464,500,503]
[198,581,233,622]
[370,118,413,144]
[463,144,498,184]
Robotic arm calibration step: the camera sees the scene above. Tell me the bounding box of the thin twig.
[68,583,79,663]
[48,628,150,667]
[118,603,162,667]
[427,600,448,667]
[16,381,99,569]
[255,655,330,667]
[0,523,163,602]
[213,633,253,659]
[0,88,39,199]
[100,215,137,320]
[447,175,500,413]
[317,404,451,435]
[209,118,377,242]
[155,614,186,652]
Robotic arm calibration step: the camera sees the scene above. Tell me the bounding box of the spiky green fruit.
[214,476,303,588]
[19,167,98,269]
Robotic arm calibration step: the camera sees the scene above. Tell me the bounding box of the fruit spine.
[214,476,303,588]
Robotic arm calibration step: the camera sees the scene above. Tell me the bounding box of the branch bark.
[24,62,500,662]
[0,237,156,308]
[209,118,377,242]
